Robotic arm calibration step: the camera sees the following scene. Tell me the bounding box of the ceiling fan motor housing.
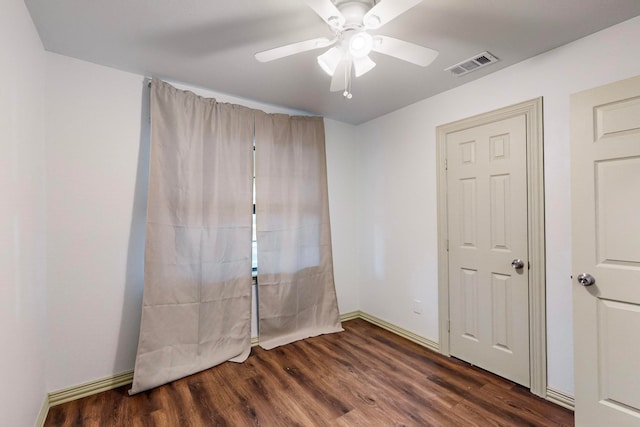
[335,0,373,29]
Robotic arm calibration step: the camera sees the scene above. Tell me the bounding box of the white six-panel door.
[447,114,530,387]
[571,75,640,426]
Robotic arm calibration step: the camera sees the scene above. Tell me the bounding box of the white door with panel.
[447,114,530,387]
[571,75,640,426]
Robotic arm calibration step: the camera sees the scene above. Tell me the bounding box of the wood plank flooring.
[45,319,573,426]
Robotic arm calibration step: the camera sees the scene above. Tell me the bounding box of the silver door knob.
[577,273,596,287]
[511,259,525,269]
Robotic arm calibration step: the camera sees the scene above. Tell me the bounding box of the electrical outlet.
[412,299,422,315]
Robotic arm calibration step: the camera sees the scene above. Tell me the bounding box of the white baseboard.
[545,387,575,411]
[48,370,134,408]
[35,395,50,427]
[354,311,440,353]
[339,310,362,322]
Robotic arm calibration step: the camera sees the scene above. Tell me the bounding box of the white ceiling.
[25,0,640,124]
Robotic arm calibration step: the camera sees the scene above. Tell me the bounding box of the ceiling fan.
[255,0,438,99]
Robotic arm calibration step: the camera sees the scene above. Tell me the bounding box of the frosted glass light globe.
[349,32,373,59]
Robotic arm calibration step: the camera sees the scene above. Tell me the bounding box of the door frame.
[435,98,546,397]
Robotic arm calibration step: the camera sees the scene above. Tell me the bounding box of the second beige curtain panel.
[254,112,343,350]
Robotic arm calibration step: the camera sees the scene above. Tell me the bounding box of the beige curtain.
[130,80,254,394]
[254,112,343,350]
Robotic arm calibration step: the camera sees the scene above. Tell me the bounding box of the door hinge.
[448,320,451,332]
[446,239,449,252]
[444,159,448,170]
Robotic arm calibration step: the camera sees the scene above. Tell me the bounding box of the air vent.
[445,51,499,77]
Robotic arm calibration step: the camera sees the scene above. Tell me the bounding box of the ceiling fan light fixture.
[349,32,373,59]
[317,46,343,76]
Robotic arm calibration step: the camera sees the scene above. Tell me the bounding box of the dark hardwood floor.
[45,319,573,426]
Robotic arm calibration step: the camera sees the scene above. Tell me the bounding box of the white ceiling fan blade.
[372,35,439,67]
[364,0,423,29]
[353,55,376,77]
[330,60,349,92]
[305,0,346,28]
[255,37,335,62]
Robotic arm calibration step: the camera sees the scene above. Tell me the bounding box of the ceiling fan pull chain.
[344,60,353,99]
[343,61,348,98]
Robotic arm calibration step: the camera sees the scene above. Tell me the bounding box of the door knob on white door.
[577,273,596,287]
[511,259,525,269]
